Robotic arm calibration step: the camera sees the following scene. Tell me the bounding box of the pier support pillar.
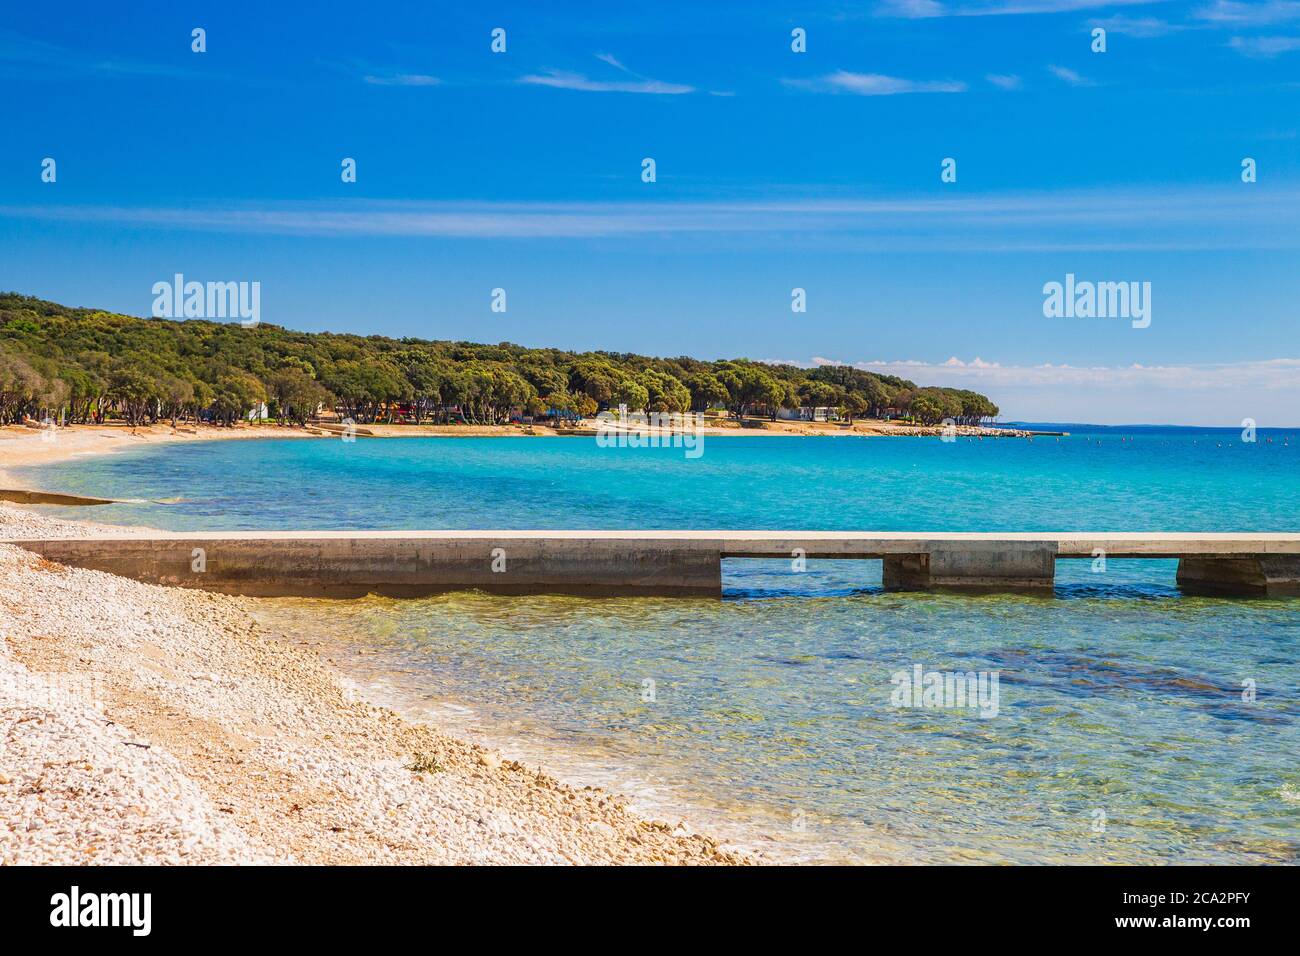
[1176,556,1300,597]
[883,548,1056,593]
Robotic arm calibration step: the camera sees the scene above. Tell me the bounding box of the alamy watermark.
[152,274,260,327]
[0,671,107,711]
[595,405,704,459]
[50,886,151,936]
[890,664,1000,718]
[1043,273,1150,329]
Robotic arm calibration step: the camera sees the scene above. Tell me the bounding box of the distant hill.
[0,292,998,427]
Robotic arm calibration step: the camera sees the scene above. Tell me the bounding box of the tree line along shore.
[0,292,999,430]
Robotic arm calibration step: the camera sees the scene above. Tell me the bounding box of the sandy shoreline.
[0,418,1036,498]
[0,427,757,864]
[0,423,329,494]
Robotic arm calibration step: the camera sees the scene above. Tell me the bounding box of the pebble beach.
[0,438,751,863]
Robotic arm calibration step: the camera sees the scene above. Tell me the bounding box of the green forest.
[0,293,999,428]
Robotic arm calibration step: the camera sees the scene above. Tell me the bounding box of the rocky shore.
[0,503,749,865]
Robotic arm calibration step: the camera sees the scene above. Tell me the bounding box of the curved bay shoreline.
[0,416,1041,490]
[0,425,757,864]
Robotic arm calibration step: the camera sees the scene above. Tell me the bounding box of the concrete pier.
[5,531,1300,598]
[5,532,725,598]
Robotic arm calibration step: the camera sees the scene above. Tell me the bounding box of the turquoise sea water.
[18,430,1300,863]
[23,428,1300,532]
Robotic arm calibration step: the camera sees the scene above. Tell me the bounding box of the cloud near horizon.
[780,355,1300,426]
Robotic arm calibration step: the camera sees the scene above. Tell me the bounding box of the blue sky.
[2,1,1298,423]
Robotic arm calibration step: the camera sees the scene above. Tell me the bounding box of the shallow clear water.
[251,559,1299,864]
[19,430,1300,863]
[21,428,1300,532]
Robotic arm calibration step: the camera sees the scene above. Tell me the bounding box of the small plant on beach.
[406,753,443,775]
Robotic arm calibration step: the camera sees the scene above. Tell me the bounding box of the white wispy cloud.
[1195,0,1300,24]
[522,55,695,95]
[520,68,694,94]
[1048,64,1096,85]
[966,0,1169,13]
[3,188,1296,250]
[878,0,1171,17]
[0,28,198,78]
[1229,34,1300,55]
[362,72,441,86]
[876,0,947,16]
[1088,14,1182,36]
[986,73,1023,89]
[786,70,967,95]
